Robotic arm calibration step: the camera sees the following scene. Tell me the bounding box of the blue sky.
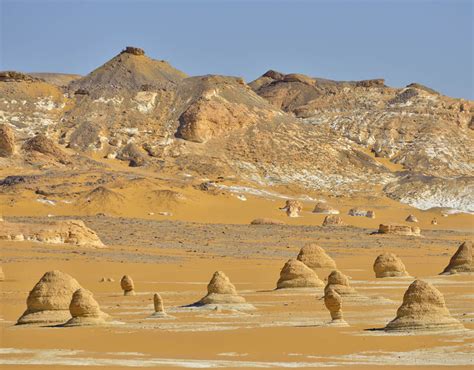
[1,0,472,99]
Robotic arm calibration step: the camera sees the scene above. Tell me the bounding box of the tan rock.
[150,293,171,318]
[0,124,15,157]
[385,280,463,331]
[250,218,285,225]
[405,214,418,223]
[312,202,339,215]
[0,266,5,281]
[431,218,438,225]
[17,270,82,325]
[297,244,337,270]
[120,275,135,296]
[22,134,70,164]
[276,259,324,289]
[63,288,109,326]
[322,215,343,226]
[324,270,357,296]
[378,224,421,236]
[281,200,302,218]
[441,241,473,275]
[324,288,348,326]
[348,208,375,218]
[195,271,247,306]
[373,253,409,278]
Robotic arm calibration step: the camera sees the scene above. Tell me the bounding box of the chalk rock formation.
[373,253,409,278]
[250,218,285,225]
[0,266,4,281]
[63,288,109,326]
[348,208,375,218]
[276,259,324,289]
[441,241,473,275]
[17,270,82,325]
[120,275,135,296]
[385,280,463,331]
[281,200,302,217]
[149,293,171,318]
[324,288,348,326]
[297,244,337,270]
[378,224,421,236]
[313,202,339,215]
[0,124,15,157]
[324,270,357,296]
[405,214,418,223]
[322,215,343,226]
[195,271,247,306]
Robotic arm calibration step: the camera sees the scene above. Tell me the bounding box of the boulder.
[324,288,348,326]
[373,253,409,278]
[324,270,357,296]
[405,214,419,223]
[322,215,343,226]
[312,202,339,215]
[281,200,303,218]
[63,288,109,326]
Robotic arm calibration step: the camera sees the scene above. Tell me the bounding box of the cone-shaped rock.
[373,253,409,278]
[276,259,324,289]
[17,270,81,325]
[120,275,135,296]
[150,292,171,318]
[63,288,109,326]
[297,244,337,270]
[441,241,473,275]
[405,214,418,223]
[385,280,463,331]
[196,271,246,305]
[324,270,357,296]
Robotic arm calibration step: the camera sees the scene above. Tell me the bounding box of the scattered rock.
[324,270,357,296]
[322,215,343,226]
[250,218,285,225]
[324,288,348,326]
[348,208,375,218]
[385,280,463,331]
[63,288,110,326]
[0,124,15,157]
[276,259,324,289]
[281,200,302,217]
[312,202,339,215]
[441,241,473,275]
[373,253,409,278]
[17,270,82,325]
[297,244,337,270]
[405,214,418,223]
[120,275,135,296]
[378,224,421,236]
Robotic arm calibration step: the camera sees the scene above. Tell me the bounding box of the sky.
[1,0,472,99]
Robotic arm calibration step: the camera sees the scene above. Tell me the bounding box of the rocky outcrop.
[441,241,473,275]
[17,270,82,325]
[0,124,15,157]
[122,46,145,56]
[373,253,409,278]
[22,134,70,164]
[324,270,357,296]
[296,244,337,270]
[63,288,109,326]
[276,259,324,289]
[385,280,463,331]
[120,275,135,296]
[281,200,303,217]
[378,224,421,236]
[0,71,40,82]
[348,208,375,218]
[322,215,343,226]
[312,202,339,215]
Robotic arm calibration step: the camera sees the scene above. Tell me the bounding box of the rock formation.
[378,224,421,236]
[324,270,357,296]
[120,275,135,296]
[122,46,145,56]
[17,270,82,325]
[373,253,409,278]
[385,280,463,331]
[63,288,109,326]
[0,124,15,157]
[348,208,375,218]
[193,271,248,306]
[441,241,473,275]
[149,293,171,318]
[312,202,339,214]
[296,244,337,270]
[276,259,324,289]
[322,215,343,226]
[431,218,438,225]
[405,214,419,223]
[0,266,4,281]
[22,134,70,164]
[281,200,302,217]
[324,288,348,326]
[250,218,285,225]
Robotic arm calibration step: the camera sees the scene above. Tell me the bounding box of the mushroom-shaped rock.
[17,270,82,325]
[150,293,171,318]
[297,244,337,270]
[63,288,109,326]
[385,280,463,331]
[373,253,409,278]
[194,271,248,306]
[120,275,135,296]
[276,259,324,289]
[312,202,339,215]
[324,270,357,296]
[324,288,348,326]
[405,214,418,223]
[441,241,473,275]
[281,200,302,218]
[378,224,421,236]
[322,215,343,226]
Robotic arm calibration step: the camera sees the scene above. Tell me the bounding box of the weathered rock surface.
[312,202,339,215]
[441,241,473,275]
[373,253,409,278]
[378,224,421,236]
[324,288,348,326]
[120,275,135,296]
[324,270,357,296]
[281,200,302,217]
[276,259,324,289]
[322,215,343,226]
[0,124,15,157]
[297,244,337,270]
[63,288,109,326]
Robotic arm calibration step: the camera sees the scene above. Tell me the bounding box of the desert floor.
[1,210,473,369]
